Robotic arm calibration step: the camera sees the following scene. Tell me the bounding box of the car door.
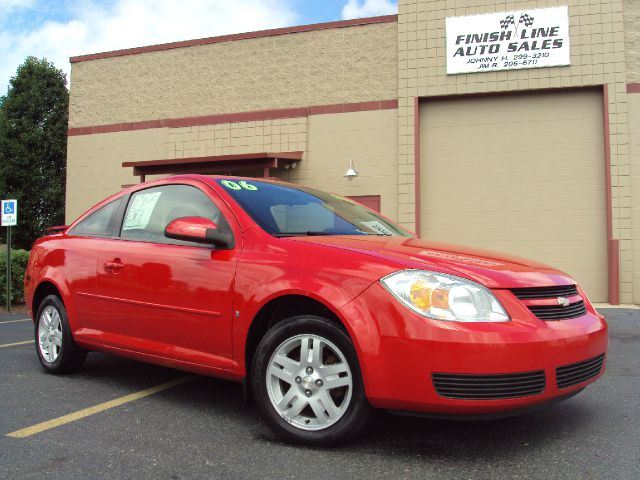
[63,197,123,333]
[94,182,240,370]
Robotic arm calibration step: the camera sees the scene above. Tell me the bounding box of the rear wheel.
[251,316,374,446]
[35,295,87,374]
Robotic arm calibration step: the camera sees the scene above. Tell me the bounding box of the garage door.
[420,89,607,301]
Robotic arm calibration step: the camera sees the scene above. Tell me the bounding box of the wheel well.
[244,295,347,374]
[32,281,62,316]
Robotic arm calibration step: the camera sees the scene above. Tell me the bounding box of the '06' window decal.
[221,180,258,191]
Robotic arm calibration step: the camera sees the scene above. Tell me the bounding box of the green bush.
[0,249,30,305]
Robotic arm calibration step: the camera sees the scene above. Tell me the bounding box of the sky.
[0,0,397,95]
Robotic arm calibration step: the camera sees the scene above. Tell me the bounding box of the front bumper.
[339,282,608,415]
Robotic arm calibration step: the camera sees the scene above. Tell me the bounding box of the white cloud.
[341,0,396,19]
[0,0,35,23]
[0,0,298,93]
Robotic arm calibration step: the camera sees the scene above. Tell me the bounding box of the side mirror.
[164,217,234,249]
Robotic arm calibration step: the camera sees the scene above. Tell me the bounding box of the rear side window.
[69,199,121,237]
[120,184,229,245]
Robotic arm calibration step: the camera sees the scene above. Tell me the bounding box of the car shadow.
[354,403,594,457]
[74,352,598,459]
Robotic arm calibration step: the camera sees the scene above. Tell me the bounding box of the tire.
[35,294,87,374]
[251,315,374,446]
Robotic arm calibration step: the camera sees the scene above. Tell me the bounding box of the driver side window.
[121,184,229,245]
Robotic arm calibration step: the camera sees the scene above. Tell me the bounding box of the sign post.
[2,200,17,312]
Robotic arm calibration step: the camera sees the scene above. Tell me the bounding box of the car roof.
[158,174,291,187]
[69,175,294,230]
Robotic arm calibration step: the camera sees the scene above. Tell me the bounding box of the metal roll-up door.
[420,89,607,301]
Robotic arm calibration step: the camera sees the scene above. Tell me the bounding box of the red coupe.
[25,175,608,445]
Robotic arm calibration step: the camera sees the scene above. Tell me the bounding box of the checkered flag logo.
[519,13,535,27]
[500,14,515,29]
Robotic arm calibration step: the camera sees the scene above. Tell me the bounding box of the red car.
[25,175,608,445]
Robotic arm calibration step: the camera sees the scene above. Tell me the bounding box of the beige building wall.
[166,117,307,160]
[299,109,398,220]
[66,129,167,221]
[626,1,640,303]
[66,116,308,221]
[67,20,400,224]
[69,22,397,128]
[66,109,398,223]
[629,96,640,303]
[624,0,640,83]
[397,0,631,302]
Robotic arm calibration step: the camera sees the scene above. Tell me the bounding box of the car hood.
[290,235,575,289]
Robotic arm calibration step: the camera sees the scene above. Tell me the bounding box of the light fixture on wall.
[344,160,358,181]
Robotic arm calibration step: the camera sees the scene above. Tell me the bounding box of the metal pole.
[6,225,11,312]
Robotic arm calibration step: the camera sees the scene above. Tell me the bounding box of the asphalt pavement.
[0,308,638,479]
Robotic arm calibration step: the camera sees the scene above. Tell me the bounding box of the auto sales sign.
[446,6,570,74]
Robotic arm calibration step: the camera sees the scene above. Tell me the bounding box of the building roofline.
[69,14,398,63]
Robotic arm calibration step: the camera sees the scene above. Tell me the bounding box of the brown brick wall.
[69,22,397,128]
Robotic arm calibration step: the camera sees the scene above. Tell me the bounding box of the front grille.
[510,285,586,320]
[432,371,545,400]
[528,300,587,320]
[556,354,605,389]
[511,284,578,299]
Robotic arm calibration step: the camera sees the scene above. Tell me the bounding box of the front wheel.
[251,316,374,446]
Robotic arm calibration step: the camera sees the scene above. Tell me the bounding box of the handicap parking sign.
[1,199,17,226]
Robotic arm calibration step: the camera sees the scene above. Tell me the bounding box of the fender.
[231,285,382,379]
[230,228,402,376]
[31,271,75,328]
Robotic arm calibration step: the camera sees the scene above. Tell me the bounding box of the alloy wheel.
[38,306,63,363]
[266,333,353,431]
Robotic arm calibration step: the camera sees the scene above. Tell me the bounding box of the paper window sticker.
[361,220,395,236]
[123,191,162,230]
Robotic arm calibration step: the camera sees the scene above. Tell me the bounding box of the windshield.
[216,179,412,238]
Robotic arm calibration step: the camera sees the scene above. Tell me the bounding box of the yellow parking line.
[0,319,31,324]
[0,340,33,349]
[6,376,193,438]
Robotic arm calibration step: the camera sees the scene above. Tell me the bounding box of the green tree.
[0,57,68,249]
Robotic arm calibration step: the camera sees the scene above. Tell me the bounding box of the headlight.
[380,270,510,322]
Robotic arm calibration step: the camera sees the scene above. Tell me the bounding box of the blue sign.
[1,199,17,226]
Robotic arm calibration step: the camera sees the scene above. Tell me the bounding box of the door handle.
[104,260,124,273]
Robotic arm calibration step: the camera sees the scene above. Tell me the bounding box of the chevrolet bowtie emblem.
[557,297,570,307]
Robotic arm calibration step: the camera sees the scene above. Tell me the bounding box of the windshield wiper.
[272,231,333,237]
[273,230,387,238]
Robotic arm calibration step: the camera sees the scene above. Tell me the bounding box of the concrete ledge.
[594,303,640,310]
